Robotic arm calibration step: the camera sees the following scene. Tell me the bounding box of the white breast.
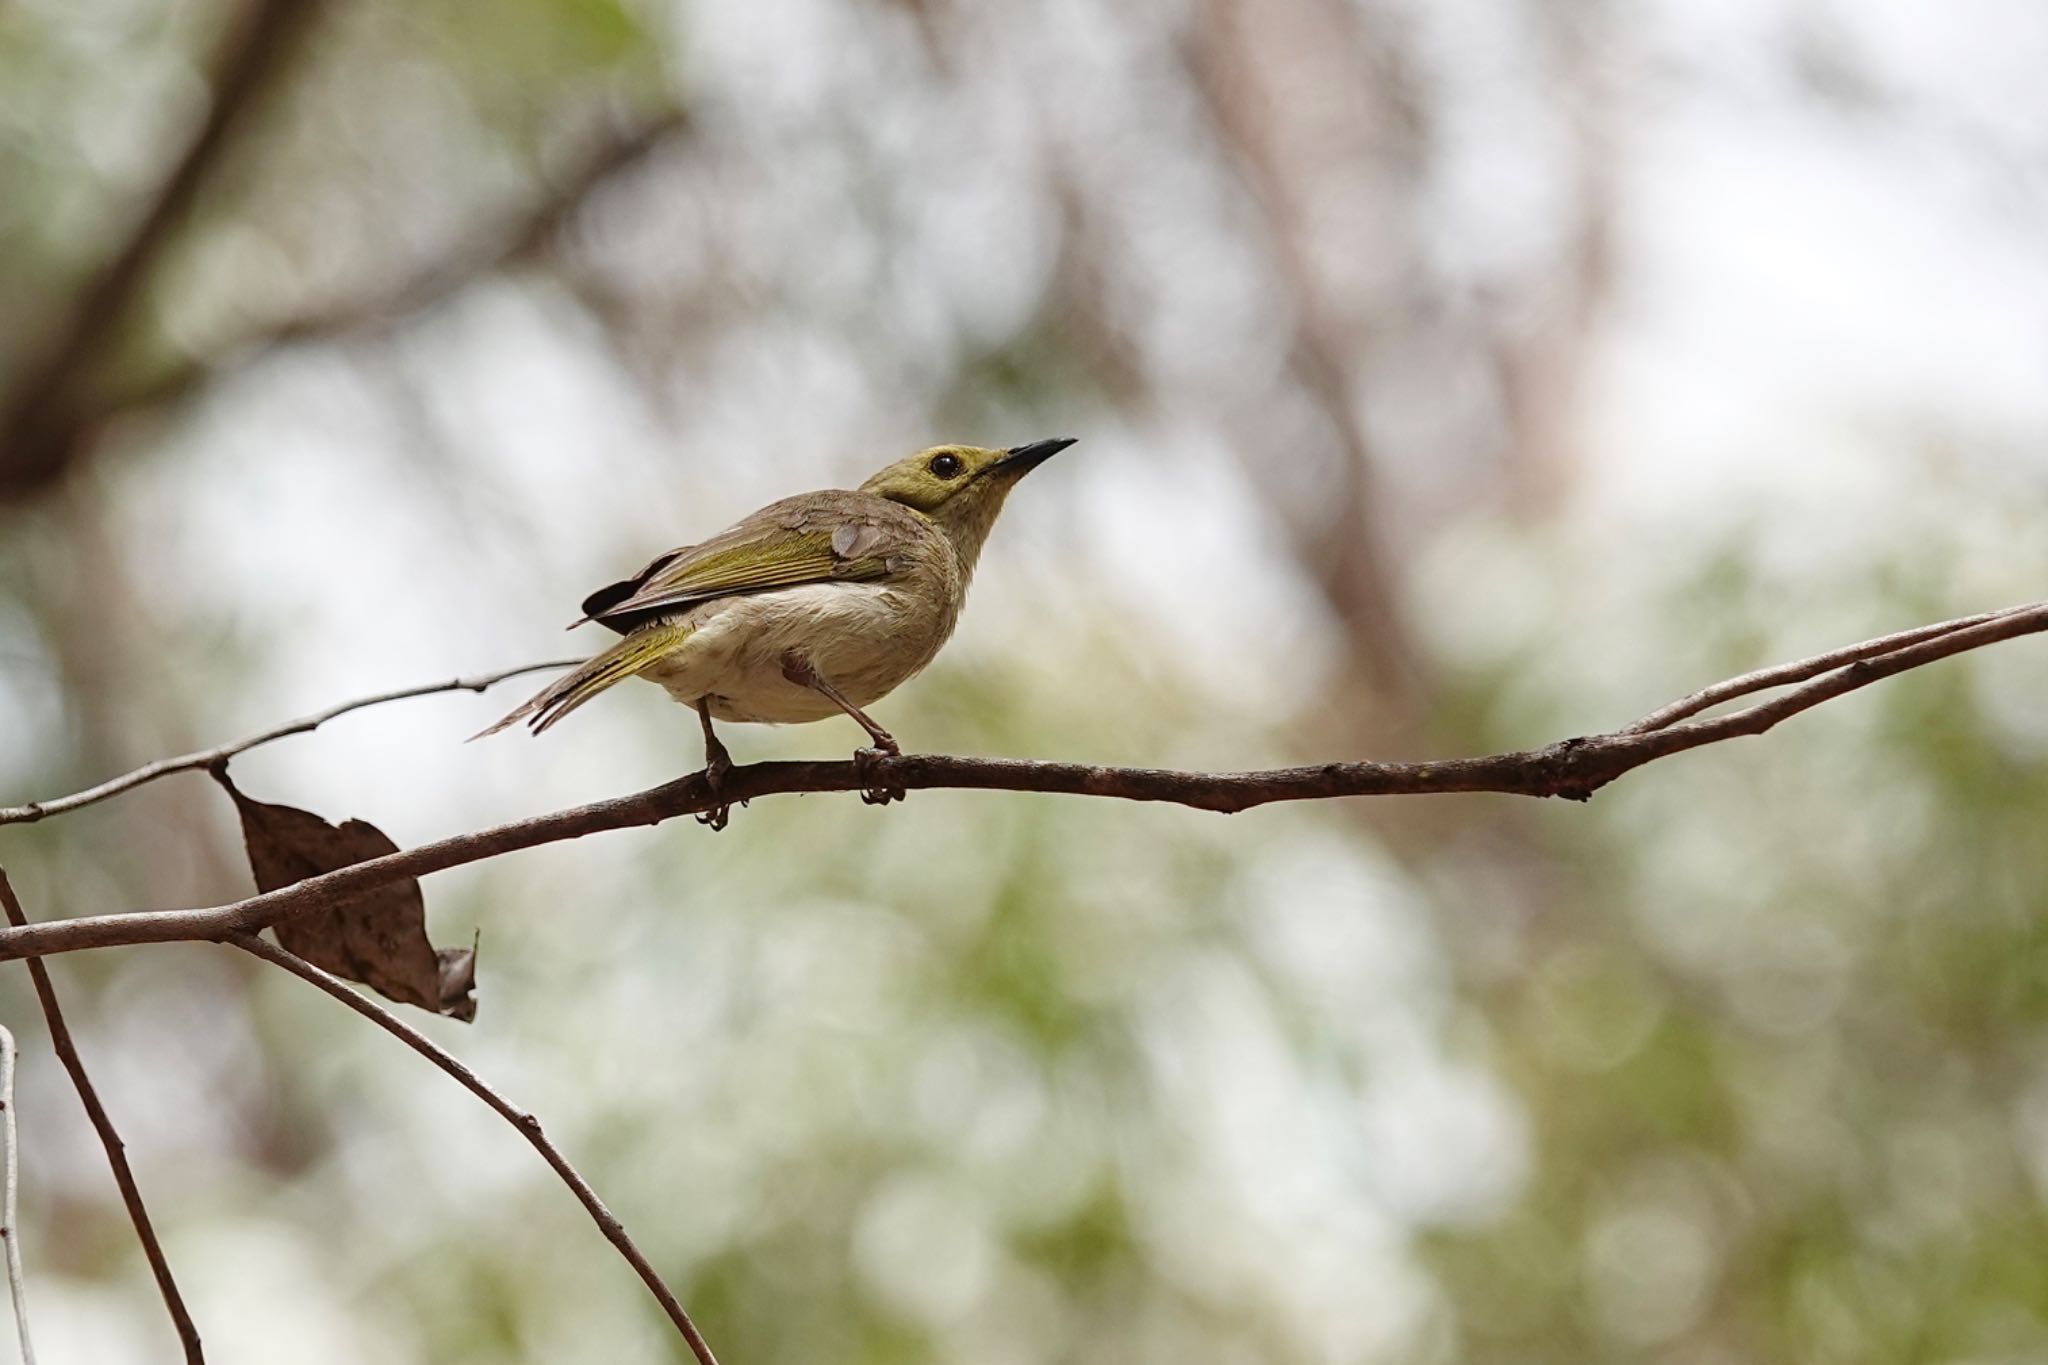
[640,582,958,725]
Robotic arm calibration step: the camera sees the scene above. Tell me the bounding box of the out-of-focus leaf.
[213,767,477,1021]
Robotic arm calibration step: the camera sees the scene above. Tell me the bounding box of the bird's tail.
[471,621,693,739]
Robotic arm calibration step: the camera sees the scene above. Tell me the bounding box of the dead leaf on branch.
[212,767,478,1021]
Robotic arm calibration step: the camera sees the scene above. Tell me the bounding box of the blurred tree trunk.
[1183,0,1433,750]
[1185,0,1616,746]
[32,478,244,906]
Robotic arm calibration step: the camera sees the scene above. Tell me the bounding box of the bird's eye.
[928,453,965,479]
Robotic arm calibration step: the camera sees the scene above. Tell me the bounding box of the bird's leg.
[695,699,737,831]
[780,655,898,751]
[697,699,735,776]
[780,653,906,807]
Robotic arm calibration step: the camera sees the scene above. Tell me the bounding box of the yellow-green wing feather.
[578,525,895,628]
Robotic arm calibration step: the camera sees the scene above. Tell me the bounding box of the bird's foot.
[856,737,906,807]
[697,746,738,831]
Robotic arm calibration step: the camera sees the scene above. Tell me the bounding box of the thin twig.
[1625,603,2036,733]
[0,659,578,826]
[0,873,203,1364]
[0,1026,31,1365]
[229,932,721,1365]
[3,602,2042,965]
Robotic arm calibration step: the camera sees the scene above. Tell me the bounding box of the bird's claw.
[697,752,737,831]
[856,743,906,807]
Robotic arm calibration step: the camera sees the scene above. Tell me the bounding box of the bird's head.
[860,439,1076,568]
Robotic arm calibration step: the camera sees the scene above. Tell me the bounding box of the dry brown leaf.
[213,767,477,1020]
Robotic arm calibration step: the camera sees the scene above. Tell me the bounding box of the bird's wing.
[575,508,908,631]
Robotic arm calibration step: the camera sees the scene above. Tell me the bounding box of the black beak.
[1003,437,1078,471]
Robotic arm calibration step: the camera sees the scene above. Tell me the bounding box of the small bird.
[479,440,1076,824]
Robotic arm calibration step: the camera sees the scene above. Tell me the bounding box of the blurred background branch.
[101,109,695,424]
[0,0,326,500]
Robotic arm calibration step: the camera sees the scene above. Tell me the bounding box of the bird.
[477,439,1077,826]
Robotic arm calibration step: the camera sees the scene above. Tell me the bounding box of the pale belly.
[638,582,956,724]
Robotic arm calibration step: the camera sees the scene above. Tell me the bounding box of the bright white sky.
[1594,0,2048,511]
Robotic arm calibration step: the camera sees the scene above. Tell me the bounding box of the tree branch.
[0,0,326,500]
[0,874,203,1362]
[0,659,578,827]
[1,602,2042,964]
[0,1026,31,1365]
[1624,603,2037,733]
[230,933,721,1365]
